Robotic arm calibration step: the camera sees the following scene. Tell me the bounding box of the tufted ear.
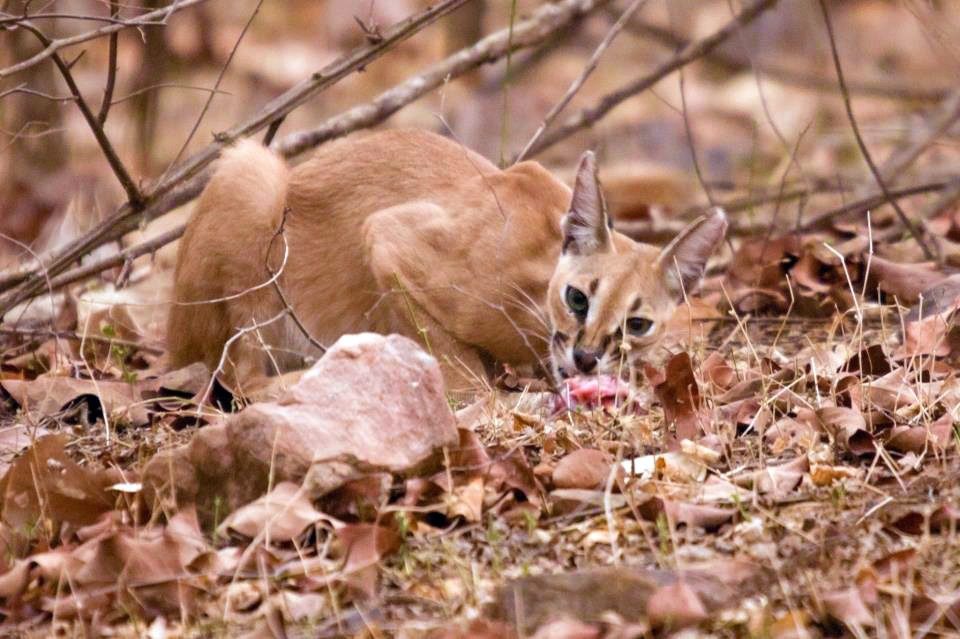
[658,207,728,299]
[562,151,611,256]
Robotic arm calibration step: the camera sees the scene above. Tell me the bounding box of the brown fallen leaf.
[906,273,960,320]
[700,351,736,390]
[0,424,52,477]
[530,617,601,639]
[551,448,613,490]
[321,473,391,521]
[885,419,954,454]
[329,522,401,601]
[637,496,735,531]
[890,503,960,535]
[334,522,401,575]
[218,482,324,543]
[0,434,119,542]
[729,234,802,289]
[646,580,708,629]
[842,344,893,377]
[821,586,874,627]
[731,456,808,499]
[447,475,484,522]
[865,255,947,306]
[895,315,954,359]
[654,352,703,443]
[1,376,148,426]
[813,406,875,456]
[486,446,544,508]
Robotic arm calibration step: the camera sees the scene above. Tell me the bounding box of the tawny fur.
[167,129,725,393]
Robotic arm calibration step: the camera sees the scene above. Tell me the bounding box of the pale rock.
[144,333,457,525]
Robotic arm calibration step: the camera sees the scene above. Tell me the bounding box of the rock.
[551,449,613,489]
[144,333,457,525]
[488,561,765,635]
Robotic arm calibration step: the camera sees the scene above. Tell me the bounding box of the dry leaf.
[218,482,323,543]
[552,449,613,490]
[654,352,703,442]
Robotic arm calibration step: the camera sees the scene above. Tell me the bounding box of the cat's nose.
[573,348,598,374]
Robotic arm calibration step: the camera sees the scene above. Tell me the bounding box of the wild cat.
[167,129,726,393]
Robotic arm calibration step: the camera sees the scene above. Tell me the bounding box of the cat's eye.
[627,317,655,336]
[565,286,589,316]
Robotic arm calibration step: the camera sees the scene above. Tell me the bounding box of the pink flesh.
[557,374,630,410]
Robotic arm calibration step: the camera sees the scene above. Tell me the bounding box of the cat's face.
[546,152,727,380]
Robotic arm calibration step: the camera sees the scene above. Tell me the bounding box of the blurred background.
[2,0,959,275]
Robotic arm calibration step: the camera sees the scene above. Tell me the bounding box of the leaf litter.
[5,3,960,636]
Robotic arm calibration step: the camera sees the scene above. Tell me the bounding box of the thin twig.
[262,116,286,146]
[817,0,935,260]
[46,226,185,293]
[0,0,210,79]
[524,0,781,158]
[95,0,120,126]
[678,68,715,206]
[277,0,612,159]
[0,0,477,314]
[161,0,265,182]
[515,0,648,163]
[266,209,327,354]
[17,21,143,206]
[0,327,162,355]
[879,90,960,183]
[110,83,233,106]
[798,178,955,231]
[0,84,74,102]
[623,16,951,103]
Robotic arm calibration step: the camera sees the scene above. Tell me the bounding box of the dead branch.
[45,226,185,293]
[0,327,163,355]
[0,0,611,311]
[0,0,211,79]
[276,0,612,159]
[0,0,475,315]
[879,90,960,183]
[95,0,121,126]
[817,0,935,260]
[161,0,265,179]
[17,21,143,206]
[523,0,782,159]
[515,0,648,163]
[625,17,951,103]
[798,177,956,231]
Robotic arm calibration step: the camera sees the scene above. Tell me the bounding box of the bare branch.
[0,0,210,79]
[515,0,648,163]
[798,178,956,232]
[523,0,782,158]
[96,0,121,126]
[0,0,476,314]
[161,0,265,180]
[110,83,233,106]
[277,0,612,159]
[625,17,951,103]
[879,90,960,182]
[17,20,143,206]
[817,0,935,260]
[45,225,185,293]
[0,83,74,102]
[0,0,610,312]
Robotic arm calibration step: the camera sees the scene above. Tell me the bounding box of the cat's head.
[546,151,727,380]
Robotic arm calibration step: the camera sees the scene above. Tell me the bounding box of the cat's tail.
[167,140,290,376]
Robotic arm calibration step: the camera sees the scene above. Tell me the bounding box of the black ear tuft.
[562,151,611,256]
